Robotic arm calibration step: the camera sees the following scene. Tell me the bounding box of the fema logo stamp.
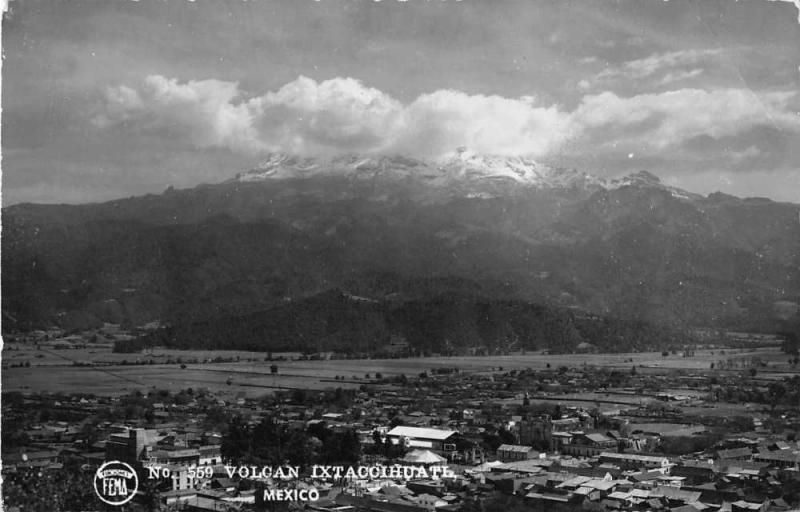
[93,460,139,506]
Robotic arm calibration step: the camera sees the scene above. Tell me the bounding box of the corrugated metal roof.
[498,444,534,453]
[387,426,456,441]
[584,433,613,444]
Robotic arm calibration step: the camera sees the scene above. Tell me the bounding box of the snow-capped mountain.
[608,170,701,200]
[5,147,798,338]
[434,147,603,188]
[234,148,591,186]
[232,148,685,198]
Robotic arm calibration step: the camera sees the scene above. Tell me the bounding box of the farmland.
[2,343,795,400]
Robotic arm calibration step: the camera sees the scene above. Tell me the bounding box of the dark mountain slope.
[132,290,689,355]
[3,154,799,339]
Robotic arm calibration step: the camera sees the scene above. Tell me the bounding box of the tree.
[768,382,786,408]
[221,416,251,463]
[291,388,308,405]
[285,429,315,469]
[139,478,161,512]
[321,430,361,465]
[79,422,99,446]
[3,455,102,512]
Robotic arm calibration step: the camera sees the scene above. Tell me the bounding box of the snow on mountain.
[235,153,322,181]
[608,170,702,200]
[233,148,682,197]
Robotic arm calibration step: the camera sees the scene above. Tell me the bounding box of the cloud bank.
[99,75,573,159]
[99,74,800,168]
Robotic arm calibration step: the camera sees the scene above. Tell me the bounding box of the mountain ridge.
[231,148,696,200]
[3,151,799,342]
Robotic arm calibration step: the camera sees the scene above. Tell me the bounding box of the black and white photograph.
[2,0,800,510]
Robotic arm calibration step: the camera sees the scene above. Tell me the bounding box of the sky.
[2,0,800,205]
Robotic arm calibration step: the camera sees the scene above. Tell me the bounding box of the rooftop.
[387,426,456,441]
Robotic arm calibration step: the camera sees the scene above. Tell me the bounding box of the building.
[105,427,223,491]
[496,444,538,462]
[559,433,617,457]
[518,416,581,449]
[753,449,800,470]
[716,447,753,462]
[385,426,458,454]
[402,449,447,466]
[598,452,671,471]
[105,428,158,466]
[199,445,222,466]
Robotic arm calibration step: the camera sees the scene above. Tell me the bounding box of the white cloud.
[249,76,404,155]
[656,68,704,86]
[618,49,721,79]
[586,48,723,89]
[569,88,800,150]
[100,75,800,167]
[101,75,572,158]
[99,75,262,154]
[395,90,569,157]
[728,145,762,163]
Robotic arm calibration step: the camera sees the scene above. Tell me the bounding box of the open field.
[3,344,796,399]
[2,343,793,370]
[0,364,365,398]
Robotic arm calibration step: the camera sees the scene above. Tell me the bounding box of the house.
[730,500,769,512]
[649,486,701,507]
[183,495,240,511]
[147,448,201,466]
[598,452,671,470]
[496,444,538,462]
[672,460,719,485]
[550,432,574,452]
[752,449,800,469]
[336,492,428,512]
[9,450,60,464]
[560,433,617,457]
[198,445,222,466]
[3,450,62,472]
[406,480,447,497]
[524,488,578,511]
[715,447,752,462]
[210,478,237,492]
[412,493,448,511]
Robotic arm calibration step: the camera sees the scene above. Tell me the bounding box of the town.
[3,332,800,512]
